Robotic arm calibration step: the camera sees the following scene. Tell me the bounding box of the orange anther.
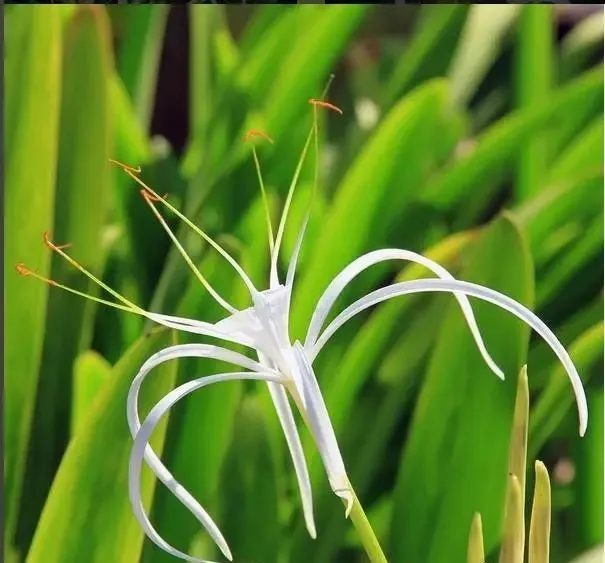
[109,158,142,175]
[309,99,343,115]
[43,231,72,251]
[244,129,274,144]
[16,263,31,276]
[140,188,168,202]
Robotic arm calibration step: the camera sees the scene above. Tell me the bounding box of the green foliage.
[5,5,602,563]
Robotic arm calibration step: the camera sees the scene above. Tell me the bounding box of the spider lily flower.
[17,99,588,563]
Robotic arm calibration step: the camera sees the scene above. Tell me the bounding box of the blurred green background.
[4,5,604,563]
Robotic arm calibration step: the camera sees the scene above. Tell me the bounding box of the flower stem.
[348,487,388,563]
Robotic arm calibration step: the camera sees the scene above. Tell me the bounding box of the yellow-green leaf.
[27,329,178,563]
[4,5,62,542]
[528,461,551,563]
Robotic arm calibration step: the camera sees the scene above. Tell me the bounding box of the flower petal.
[266,380,317,538]
[311,278,588,436]
[292,341,352,515]
[304,249,504,379]
[127,344,274,560]
[130,371,284,562]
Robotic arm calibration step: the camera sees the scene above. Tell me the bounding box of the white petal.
[130,371,284,562]
[127,344,274,561]
[304,249,504,379]
[311,278,588,437]
[266,380,317,539]
[146,312,257,348]
[292,342,351,512]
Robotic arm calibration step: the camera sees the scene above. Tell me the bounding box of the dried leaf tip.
[43,231,72,251]
[109,158,142,175]
[243,129,274,144]
[309,98,343,115]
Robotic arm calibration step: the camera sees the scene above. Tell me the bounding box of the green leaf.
[449,5,520,107]
[467,513,485,563]
[422,67,603,210]
[26,329,178,563]
[390,214,534,563]
[18,6,114,547]
[4,5,62,544]
[499,367,530,563]
[528,461,551,563]
[529,323,604,458]
[219,396,280,562]
[70,351,113,435]
[116,5,168,132]
[508,366,530,513]
[559,11,605,82]
[514,5,554,202]
[383,5,469,108]
[574,390,604,548]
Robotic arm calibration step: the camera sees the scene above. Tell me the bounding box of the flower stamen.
[111,159,259,298]
[245,128,275,257]
[243,129,274,144]
[139,189,237,315]
[308,98,343,115]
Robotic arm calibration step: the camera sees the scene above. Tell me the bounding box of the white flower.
[18,100,588,563]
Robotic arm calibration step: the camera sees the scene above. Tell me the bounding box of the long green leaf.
[4,6,62,545]
[27,329,178,563]
[449,5,520,107]
[383,5,469,108]
[422,67,603,210]
[18,7,114,548]
[391,214,533,563]
[529,323,603,458]
[515,5,554,202]
[117,5,168,132]
[71,351,113,434]
[574,390,604,548]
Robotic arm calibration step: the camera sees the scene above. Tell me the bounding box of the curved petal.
[310,278,588,437]
[130,370,285,563]
[292,342,353,516]
[146,312,257,349]
[126,345,274,560]
[258,351,316,539]
[304,249,504,379]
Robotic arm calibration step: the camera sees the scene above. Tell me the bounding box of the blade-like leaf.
[116,5,168,132]
[26,329,178,563]
[529,322,603,458]
[574,390,604,549]
[18,7,114,548]
[528,461,551,563]
[70,351,113,435]
[391,214,534,563]
[383,5,469,108]
[498,475,524,563]
[422,67,603,210]
[449,5,520,107]
[514,5,554,202]
[468,513,485,563]
[4,5,62,544]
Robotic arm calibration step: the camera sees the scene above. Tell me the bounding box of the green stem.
[348,486,389,563]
